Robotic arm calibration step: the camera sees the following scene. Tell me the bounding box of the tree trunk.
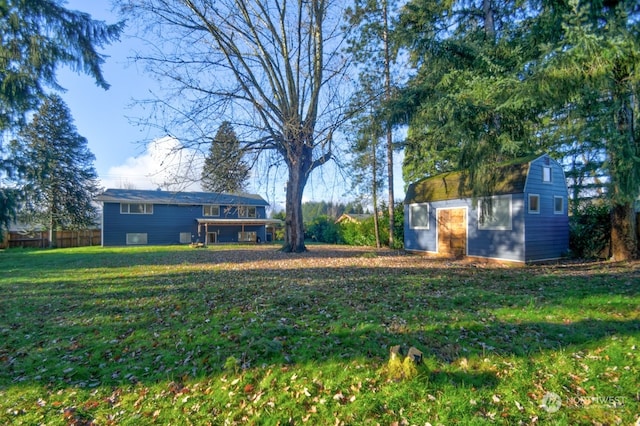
[372,136,381,249]
[610,202,637,260]
[282,145,312,253]
[608,66,639,261]
[49,209,57,248]
[382,0,394,248]
[49,229,57,248]
[385,125,394,248]
[483,0,495,39]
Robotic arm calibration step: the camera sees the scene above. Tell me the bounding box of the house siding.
[404,199,465,253]
[405,196,526,262]
[102,202,268,246]
[468,195,525,262]
[523,155,569,261]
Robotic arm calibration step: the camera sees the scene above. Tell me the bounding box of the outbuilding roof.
[95,188,269,206]
[404,154,541,204]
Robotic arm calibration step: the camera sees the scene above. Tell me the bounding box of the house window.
[554,196,564,214]
[478,195,512,230]
[120,203,153,214]
[528,194,540,214]
[179,232,192,244]
[238,231,257,242]
[126,233,148,245]
[238,206,257,218]
[542,166,552,183]
[409,203,430,229]
[203,205,220,216]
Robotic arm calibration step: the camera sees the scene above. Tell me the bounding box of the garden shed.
[403,154,569,263]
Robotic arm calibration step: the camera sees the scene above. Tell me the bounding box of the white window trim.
[542,166,552,183]
[478,195,512,231]
[203,205,220,217]
[409,203,430,229]
[120,203,153,214]
[528,194,540,214]
[554,196,564,215]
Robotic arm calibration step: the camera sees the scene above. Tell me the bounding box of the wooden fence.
[0,229,101,249]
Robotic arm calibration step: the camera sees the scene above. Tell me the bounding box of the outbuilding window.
[542,166,552,183]
[528,194,540,214]
[554,196,564,214]
[409,203,430,229]
[478,195,512,230]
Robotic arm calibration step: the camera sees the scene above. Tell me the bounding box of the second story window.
[203,205,220,216]
[238,206,257,218]
[121,203,153,214]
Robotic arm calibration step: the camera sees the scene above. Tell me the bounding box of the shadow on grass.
[1,247,639,393]
[1,244,401,270]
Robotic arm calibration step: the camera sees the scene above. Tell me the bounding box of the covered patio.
[195,218,282,244]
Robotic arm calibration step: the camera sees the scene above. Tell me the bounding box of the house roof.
[95,188,269,207]
[404,154,541,204]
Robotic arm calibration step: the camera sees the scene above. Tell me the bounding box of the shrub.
[339,219,377,246]
[306,215,341,243]
[569,200,610,259]
[337,202,405,248]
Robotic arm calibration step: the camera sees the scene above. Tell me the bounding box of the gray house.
[95,189,280,246]
[403,154,569,263]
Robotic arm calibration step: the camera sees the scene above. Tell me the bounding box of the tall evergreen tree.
[201,122,249,194]
[394,0,639,258]
[531,1,640,259]
[0,0,122,238]
[350,113,384,248]
[0,0,123,134]
[346,0,400,248]
[10,95,101,247]
[395,0,544,186]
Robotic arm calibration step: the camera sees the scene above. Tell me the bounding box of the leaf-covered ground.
[1,244,638,425]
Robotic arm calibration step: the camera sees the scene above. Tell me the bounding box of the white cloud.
[100,136,203,192]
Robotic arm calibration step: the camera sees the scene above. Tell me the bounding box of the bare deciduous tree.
[120,0,353,252]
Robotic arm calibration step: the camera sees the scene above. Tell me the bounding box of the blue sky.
[56,0,405,207]
[57,0,161,189]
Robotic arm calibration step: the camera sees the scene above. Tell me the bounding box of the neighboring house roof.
[405,154,541,204]
[8,221,46,233]
[95,188,269,207]
[335,213,373,224]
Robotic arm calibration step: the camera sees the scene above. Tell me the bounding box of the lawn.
[0,244,638,425]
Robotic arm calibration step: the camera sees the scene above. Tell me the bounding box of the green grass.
[1,245,638,425]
